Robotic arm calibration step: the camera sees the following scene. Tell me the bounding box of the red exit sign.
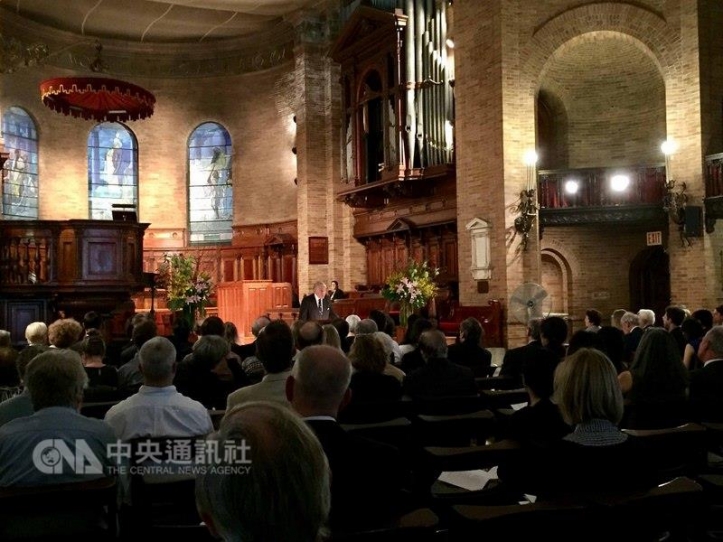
[646,231,662,246]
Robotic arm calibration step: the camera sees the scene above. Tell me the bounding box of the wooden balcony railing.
[705,153,723,198]
[538,165,667,209]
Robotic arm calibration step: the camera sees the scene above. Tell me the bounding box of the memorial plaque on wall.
[309,236,329,265]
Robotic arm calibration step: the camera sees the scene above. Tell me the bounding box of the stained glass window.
[188,122,233,244]
[87,123,138,220]
[2,107,39,219]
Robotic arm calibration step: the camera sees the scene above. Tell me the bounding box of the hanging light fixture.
[39,42,155,123]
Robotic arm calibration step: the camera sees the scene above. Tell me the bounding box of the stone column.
[455,0,540,346]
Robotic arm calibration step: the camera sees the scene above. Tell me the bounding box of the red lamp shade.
[40,77,155,122]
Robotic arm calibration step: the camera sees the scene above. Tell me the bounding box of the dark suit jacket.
[669,327,687,358]
[447,342,493,377]
[500,340,543,387]
[299,294,338,321]
[689,359,723,422]
[623,327,644,363]
[403,357,477,398]
[305,419,406,531]
[236,340,256,360]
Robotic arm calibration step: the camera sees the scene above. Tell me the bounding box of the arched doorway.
[629,246,670,320]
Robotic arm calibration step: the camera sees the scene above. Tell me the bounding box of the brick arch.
[521,2,677,97]
[541,247,574,315]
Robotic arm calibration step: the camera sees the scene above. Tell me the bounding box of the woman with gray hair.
[175,335,241,409]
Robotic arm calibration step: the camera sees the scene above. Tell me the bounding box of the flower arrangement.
[381,259,439,326]
[157,253,213,325]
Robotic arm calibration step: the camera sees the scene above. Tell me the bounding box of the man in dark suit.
[403,329,478,398]
[622,311,644,364]
[690,326,723,422]
[286,345,406,531]
[500,317,544,387]
[299,282,338,321]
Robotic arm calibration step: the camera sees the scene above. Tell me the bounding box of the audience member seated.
[348,334,403,405]
[70,311,103,353]
[119,313,152,365]
[188,317,246,381]
[195,401,330,542]
[223,321,246,361]
[663,305,688,358]
[505,348,570,447]
[166,317,193,363]
[175,335,243,409]
[499,348,655,500]
[374,332,406,382]
[618,328,689,429]
[296,321,326,354]
[287,345,407,531]
[583,308,602,333]
[501,317,543,387]
[447,317,493,377]
[0,345,47,427]
[323,324,343,351]
[227,320,295,409]
[692,308,713,333]
[399,318,434,375]
[621,311,643,364]
[81,330,119,402]
[595,325,626,373]
[239,316,272,383]
[566,329,604,356]
[24,322,48,347]
[689,325,723,422]
[118,318,158,397]
[0,349,116,486]
[539,316,568,361]
[345,314,361,337]
[47,318,83,349]
[398,314,420,357]
[369,310,401,364]
[330,318,352,354]
[403,330,477,399]
[681,317,705,371]
[105,336,212,441]
[0,344,19,392]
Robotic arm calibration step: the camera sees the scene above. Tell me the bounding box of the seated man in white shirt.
[105,336,213,441]
[226,320,295,409]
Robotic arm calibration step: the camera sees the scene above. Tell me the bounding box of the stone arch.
[521,2,677,98]
[540,247,573,316]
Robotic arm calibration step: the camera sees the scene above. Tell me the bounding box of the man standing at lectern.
[299,282,338,322]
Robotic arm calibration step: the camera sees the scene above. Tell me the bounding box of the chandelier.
[39,42,155,123]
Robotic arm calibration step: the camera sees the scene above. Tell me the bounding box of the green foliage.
[381,259,439,310]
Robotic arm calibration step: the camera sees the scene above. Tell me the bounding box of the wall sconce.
[661,138,692,245]
[513,150,538,251]
[466,218,492,280]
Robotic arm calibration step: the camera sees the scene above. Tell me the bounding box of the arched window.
[188,122,233,243]
[87,123,138,220]
[2,107,39,219]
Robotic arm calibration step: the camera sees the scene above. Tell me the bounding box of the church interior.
[4,2,723,539]
[1,0,723,346]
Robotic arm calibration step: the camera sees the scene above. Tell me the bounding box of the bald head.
[288,345,352,418]
[297,321,324,350]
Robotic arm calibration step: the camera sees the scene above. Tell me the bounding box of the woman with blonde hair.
[346,334,402,405]
[500,348,654,499]
[322,324,342,351]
